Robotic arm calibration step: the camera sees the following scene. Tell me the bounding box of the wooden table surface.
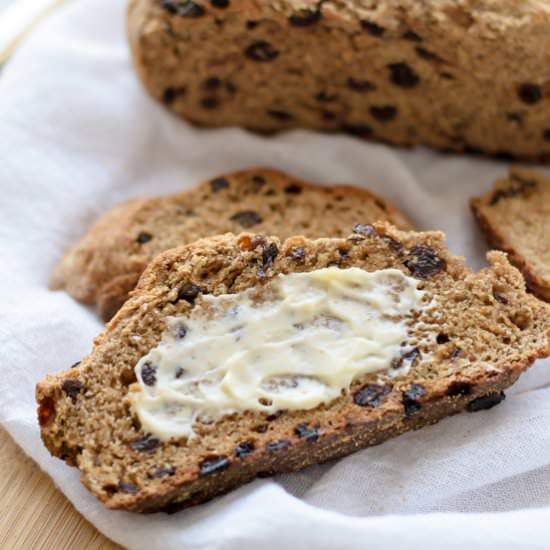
[0,426,121,549]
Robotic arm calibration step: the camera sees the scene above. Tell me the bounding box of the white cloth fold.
[1,0,550,548]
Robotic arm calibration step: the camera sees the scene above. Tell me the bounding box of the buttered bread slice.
[37,224,550,513]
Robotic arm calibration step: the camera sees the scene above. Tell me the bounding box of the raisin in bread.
[471,168,550,301]
[50,168,412,321]
[37,223,550,513]
[128,0,550,161]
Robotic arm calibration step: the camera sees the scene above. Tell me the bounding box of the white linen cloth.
[1,1,550,548]
[0,0,66,62]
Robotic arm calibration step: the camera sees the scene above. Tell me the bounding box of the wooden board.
[0,426,122,549]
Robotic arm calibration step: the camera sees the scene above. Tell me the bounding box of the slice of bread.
[471,168,550,301]
[50,168,412,321]
[37,223,550,513]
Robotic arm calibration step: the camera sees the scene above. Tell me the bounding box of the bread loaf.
[128,0,550,160]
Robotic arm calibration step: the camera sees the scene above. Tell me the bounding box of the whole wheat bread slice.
[471,168,550,301]
[50,168,412,321]
[37,223,550,513]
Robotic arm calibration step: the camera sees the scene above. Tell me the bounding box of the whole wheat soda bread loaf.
[37,223,550,512]
[471,168,550,301]
[129,0,550,161]
[50,168,412,321]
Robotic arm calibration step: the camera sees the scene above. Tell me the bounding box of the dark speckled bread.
[37,223,550,513]
[129,0,550,161]
[50,168,413,321]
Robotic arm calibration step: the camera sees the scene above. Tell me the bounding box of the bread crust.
[50,168,413,320]
[128,0,550,161]
[37,224,550,512]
